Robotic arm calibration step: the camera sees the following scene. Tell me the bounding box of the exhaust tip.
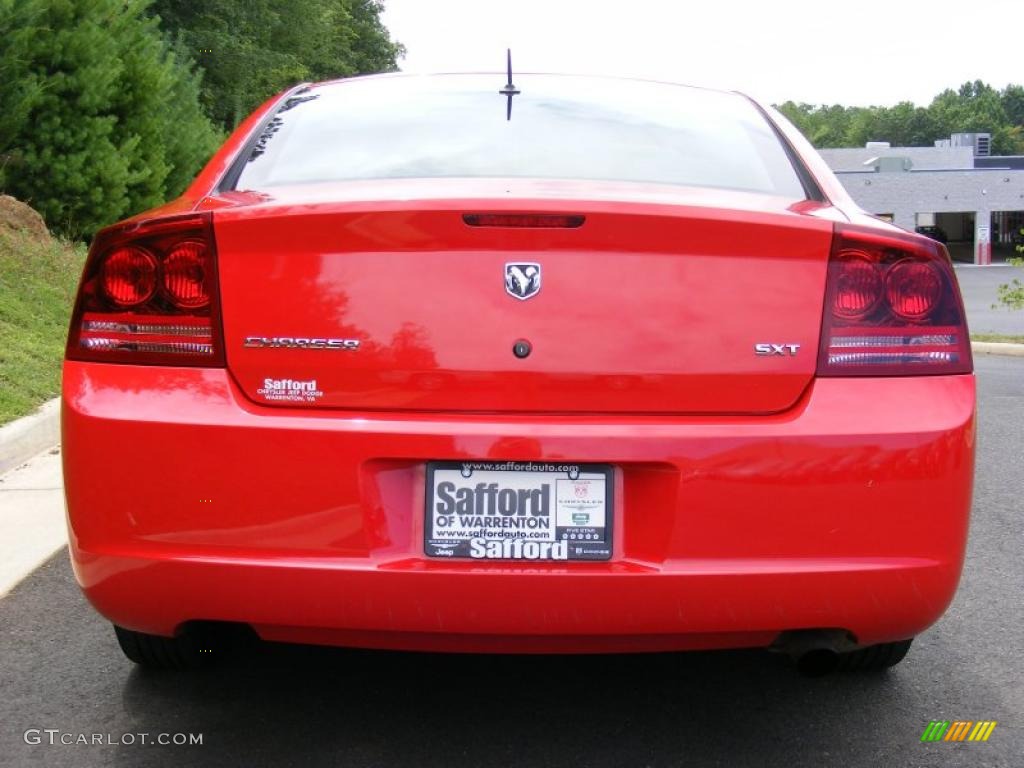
[796,648,841,678]
[772,629,857,677]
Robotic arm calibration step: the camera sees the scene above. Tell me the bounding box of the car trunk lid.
[213,186,835,415]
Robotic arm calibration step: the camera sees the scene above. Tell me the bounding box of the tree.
[151,0,404,129]
[775,80,1024,155]
[1001,85,1024,129]
[0,0,221,237]
[866,102,939,147]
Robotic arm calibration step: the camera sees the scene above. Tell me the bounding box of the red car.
[62,73,975,675]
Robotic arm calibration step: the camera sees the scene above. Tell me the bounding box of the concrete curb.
[971,341,1024,357]
[0,399,60,476]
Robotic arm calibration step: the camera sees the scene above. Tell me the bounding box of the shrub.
[0,0,221,237]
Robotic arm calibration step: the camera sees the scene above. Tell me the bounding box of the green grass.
[970,332,1024,344]
[0,231,86,425]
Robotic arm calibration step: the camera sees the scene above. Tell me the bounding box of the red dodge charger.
[62,73,975,674]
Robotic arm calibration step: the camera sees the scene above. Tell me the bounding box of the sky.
[380,0,1021,108]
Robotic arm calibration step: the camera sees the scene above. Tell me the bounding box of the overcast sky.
[381,0,1020,107]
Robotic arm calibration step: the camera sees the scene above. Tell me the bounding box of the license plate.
[425,461,613,561]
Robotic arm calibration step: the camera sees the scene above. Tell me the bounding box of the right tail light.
[817,224,972,376]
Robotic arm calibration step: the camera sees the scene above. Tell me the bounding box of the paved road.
[954,264,1024,335]
[1,356,1021,768]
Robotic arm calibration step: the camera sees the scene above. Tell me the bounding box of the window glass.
[233,75,807,198]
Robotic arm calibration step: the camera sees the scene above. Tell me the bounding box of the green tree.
[0,0,221,237]
[844,106,883,147]
[1000,84,1024,128]
[776,80,1024,154]
[928,81,1015,152]
[869,102,939,147]
[152,0,404,129]
[776,101,814,136]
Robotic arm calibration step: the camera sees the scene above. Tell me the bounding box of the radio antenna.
[498,48,520,121]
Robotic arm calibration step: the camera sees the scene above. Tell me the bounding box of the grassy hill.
[0,222,85,425]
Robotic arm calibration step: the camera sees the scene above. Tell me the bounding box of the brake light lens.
[101,247,157,307]
[163,240,211,309]
[885,259,942,320]
[833,255,883,320]
[817,224,971,376]
[462,213,585,228]
[66,214,224,366]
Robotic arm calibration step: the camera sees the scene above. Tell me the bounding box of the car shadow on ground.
[114,638,926,768]
[3,545,1013,768]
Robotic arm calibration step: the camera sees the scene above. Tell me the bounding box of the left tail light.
[66,213,224,366]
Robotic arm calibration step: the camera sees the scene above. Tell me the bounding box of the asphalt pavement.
[0,355,1021,768]
[953,264,1024,336]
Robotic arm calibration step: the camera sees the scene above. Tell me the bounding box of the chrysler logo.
[505,262,541,300]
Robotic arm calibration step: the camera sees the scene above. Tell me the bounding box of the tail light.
[462,213,585,228]
[66,213,224,366]
[817,224,971,376]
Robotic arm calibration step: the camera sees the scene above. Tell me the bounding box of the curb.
[0,399,60,476]
[971,341,1024,357]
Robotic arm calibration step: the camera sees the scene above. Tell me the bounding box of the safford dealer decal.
[256,377,324,402]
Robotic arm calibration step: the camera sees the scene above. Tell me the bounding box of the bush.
[0,0,221,238]
[996,257,1024,310]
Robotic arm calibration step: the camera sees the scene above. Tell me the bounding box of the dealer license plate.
[425,462,613,561]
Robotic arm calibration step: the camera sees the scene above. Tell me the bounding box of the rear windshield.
[232,75,807,198]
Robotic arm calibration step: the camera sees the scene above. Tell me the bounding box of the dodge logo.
[505,262,541,300]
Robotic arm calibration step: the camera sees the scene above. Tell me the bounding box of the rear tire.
[114,625,195,669]
[837,639,913,672]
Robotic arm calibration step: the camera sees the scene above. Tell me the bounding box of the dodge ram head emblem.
[505,263,541,300]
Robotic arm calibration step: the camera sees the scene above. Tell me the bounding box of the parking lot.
[953,264,1024,335]
[0,354,1019,768]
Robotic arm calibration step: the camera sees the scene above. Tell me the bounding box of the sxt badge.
[755,343,800,356]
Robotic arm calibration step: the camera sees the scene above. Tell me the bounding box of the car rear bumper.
[62,362,976,653]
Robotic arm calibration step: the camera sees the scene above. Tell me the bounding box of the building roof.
[818,146,974,172]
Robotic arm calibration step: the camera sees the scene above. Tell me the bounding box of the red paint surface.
[63,361,974,651]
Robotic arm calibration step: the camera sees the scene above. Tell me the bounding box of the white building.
[819,134,1024,264]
